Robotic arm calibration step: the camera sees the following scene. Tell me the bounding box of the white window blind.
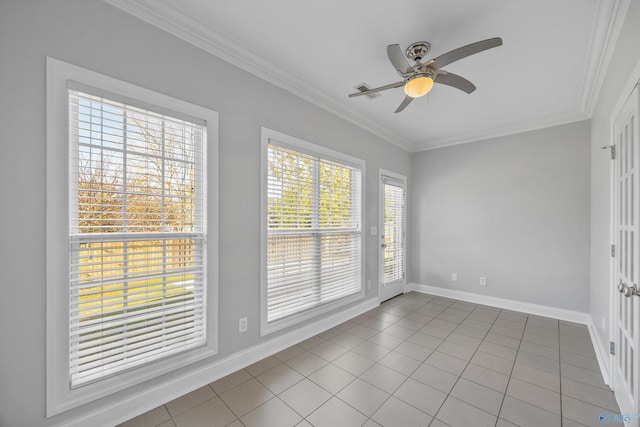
[68,90,207,387]
[383,179,405,284]
[266,143,362,324]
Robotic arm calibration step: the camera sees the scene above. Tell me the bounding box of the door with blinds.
[380,171,406,302]
[612,84,640,425]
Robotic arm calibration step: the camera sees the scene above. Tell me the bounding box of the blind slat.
[266,143,362,324]
[68,89,207,388]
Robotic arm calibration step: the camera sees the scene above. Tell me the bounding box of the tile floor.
[119,292,620,427]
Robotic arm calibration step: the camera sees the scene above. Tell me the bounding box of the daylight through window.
[68,90,207,387]
[265,141,363,327]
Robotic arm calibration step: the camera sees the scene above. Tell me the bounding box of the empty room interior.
[2,0,640,426]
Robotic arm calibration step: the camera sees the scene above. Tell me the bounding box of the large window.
[46,58,218,415]
[261,128,365,334]
[68,89,207,387]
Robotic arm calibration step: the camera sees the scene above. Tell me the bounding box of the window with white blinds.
[382,179,406,284]
[68,89,207,387]
[262,130,364,333]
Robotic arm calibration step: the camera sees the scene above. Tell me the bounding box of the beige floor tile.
[279,378,332,417]
[245,356,282,376]
[372,396,433,427]
[285,351,328,376]
[351,340,391,362]
[118,406,171,427]
[255,363,304,394]
[394,377,446,416]
[219,378,274,417]
[461,363,510,393]
[332,351,375,376]
[172,397,237,427]
[209,369,252,395]
[306,396,368,427]
[378,350,421,376]
[273,344,306,362]
[360,363,407,394]
[450,377,503,415]
[498,396,561,427]
[240,397,302,427]
[506,377,561,415]
[411,362,459,393]
[436,396,496,427]
[424,351,467,376]
[309,340,348,362]
[336,378,389,416]
[164,386,216,418]
[308,363,356,394]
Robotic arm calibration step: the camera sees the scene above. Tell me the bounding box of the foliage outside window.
[263,132,364,333]
[68,90,207,387]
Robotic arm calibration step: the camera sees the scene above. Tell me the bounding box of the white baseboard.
[61,297,379,427]
[407,283,590,324]
[587,320,612,386]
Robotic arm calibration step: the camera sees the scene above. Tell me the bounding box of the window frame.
[46,57,218,416]
[260,127,366,336]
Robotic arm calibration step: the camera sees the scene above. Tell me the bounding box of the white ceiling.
[105,0,629,151]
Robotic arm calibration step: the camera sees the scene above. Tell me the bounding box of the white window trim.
[46,57,219,416]
[260,127,366,336]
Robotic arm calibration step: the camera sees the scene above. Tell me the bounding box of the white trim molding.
[104,0,629,153]
[57,297,379,427]
[580,0,632,116]
[102,0,414,152]
[46,57,220,416]
[407,283,591,324]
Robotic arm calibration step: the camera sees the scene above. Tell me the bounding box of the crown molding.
[579,0,631,117]
[103,0,625,153]
[415,110,589,152]
[102,0,415,152]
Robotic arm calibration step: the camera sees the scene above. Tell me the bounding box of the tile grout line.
[558,319,563,425]
[493,313,528,427]
[424,305,494,424]
[358,294,452,426]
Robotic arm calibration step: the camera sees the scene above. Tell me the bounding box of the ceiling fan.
[349,37,503,113]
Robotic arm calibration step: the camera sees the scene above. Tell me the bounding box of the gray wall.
[589,0,640,356]
[410,121,591,312]
[0,1,411,425]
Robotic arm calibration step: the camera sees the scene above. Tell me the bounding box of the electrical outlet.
[367,280,372,290]
[239,317,247,333]
[451,273,457,281]
[479,277,487,286]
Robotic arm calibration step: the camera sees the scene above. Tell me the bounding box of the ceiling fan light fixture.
[404,74,434,98]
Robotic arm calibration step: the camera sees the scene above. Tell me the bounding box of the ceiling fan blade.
[348,81,404,97]
[387,44,413,75]
[435,71,476,94]
[394,96,414,113]
[430,37,502,69]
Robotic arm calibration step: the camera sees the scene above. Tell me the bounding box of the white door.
[379,171,406,302]
[612,84,640,425]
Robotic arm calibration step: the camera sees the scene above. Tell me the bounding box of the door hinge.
[610,341,615,355]
[611,244,616,257]
[611,145,616,160]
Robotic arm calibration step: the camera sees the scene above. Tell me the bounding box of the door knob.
[623,284,640,298]
[618,282,626,293]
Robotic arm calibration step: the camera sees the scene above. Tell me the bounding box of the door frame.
[609,80,640,419]
[608,56,640,384]
[379,168,407,302]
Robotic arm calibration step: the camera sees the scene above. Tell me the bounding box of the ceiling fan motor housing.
[406,41,431,61]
